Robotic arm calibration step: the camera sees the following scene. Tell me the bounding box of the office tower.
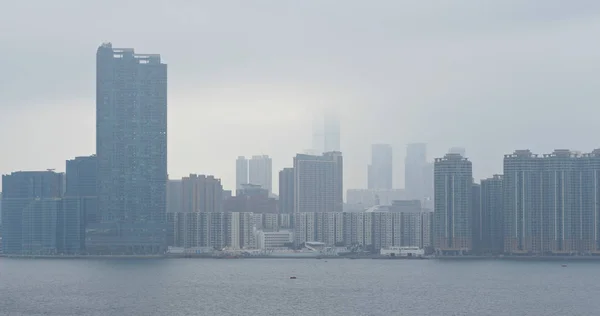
[433,153,473,254]
[278,168,294,213]
[480,175,503,254]
[249,155,272,194]
[236,156,249,191]
[66,155,98,225]
[94,43,167,254]
[405,143,427,200]
[368,144,393,190]
[181,174,223,213]
[312,113,341,154]
[449,147,466,157]
[1,171,65,254]
[293,152,343,213]
[471,183,481,253]
[166,180,183,213]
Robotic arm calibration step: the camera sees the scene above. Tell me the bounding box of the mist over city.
[3,1,600,191]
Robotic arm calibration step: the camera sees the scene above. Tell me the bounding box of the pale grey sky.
[1,0,600,192]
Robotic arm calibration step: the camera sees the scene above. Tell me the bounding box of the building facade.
[95,43,167,254]
[235,156,248,191]
[293,152,343,213]
[480,175,503,254]
[181,174,223,213]
[278,168,294,214]
[433,153,473,254]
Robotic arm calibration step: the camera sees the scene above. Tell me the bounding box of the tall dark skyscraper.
[368,144,393,190]
[480,174,503,254]
[92,43,167,254]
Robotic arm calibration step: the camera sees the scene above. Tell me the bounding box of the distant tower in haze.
[312,113,340,154]
[368,144,393,190]
[235,156,248,192]
[405,143,428,200]
[249,155,273,194]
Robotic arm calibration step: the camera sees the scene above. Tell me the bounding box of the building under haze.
[312,113,340,155]
[480,175,503,254]
[405,143,430,201]
[235,156,249,191]
[433,153,473,254]
[248,155,272,194]
[503,149,600,255]
[293,152,343,213]
[368,144,393,190]
[0,171,87,254]
[278,168,294,214]
[92,43,168,254]
[181,174,223,213]
[65,155,98,225]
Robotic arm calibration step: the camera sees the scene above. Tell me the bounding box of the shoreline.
[3,254,600,261]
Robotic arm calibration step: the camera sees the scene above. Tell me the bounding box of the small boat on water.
[561,264,567,267]
[289,276,297,279]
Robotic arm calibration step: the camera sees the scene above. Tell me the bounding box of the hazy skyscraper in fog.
[249,155,272,194]
[368,144,393,190]
[405,143,428,200]
[312,113,340,154]
[235,156,248,191]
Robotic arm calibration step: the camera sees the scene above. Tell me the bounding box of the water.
[1,258,599,316]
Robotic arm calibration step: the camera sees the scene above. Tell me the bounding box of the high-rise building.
[93,43,168,254]
[480,175,503,254]
[312,113,340,154]
[181,174,223,213]
[405,143,428,200]
[235,156,249,191]
[503,149,600,255]
[249,155,272,194]
[368,144,393,190]
[278,168,294,214]
[471,183,481,253]
[66,155,98,225]
[503,150,541,254]
[433,153,473,254]
[166,179,183,213]
[293,152,343,213]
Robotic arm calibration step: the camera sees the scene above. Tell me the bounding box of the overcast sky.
[1,0,600,193]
